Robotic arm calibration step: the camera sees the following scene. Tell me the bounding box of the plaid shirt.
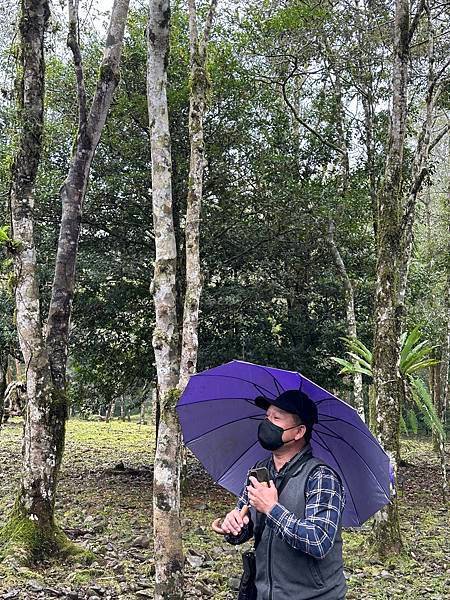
[232,448,345,559]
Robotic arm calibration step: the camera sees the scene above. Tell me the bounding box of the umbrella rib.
[183,413,264,445]
[178,397,267,409]
[316,422,391,501]
[313,430,361,524]
[318,414,386,445]
[258,366,287,394]
[194,373,276,398]
[216,438,263,486]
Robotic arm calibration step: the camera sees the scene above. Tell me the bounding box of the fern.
[410,377,445,438]
[400,412,407,435]
[406,408,418,435]
[0,225,10,246]
[332,331,445,442]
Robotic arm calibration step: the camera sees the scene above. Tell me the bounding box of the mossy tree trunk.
[178,0,217,390]
[0,352,6,427]
[4,0,66,562]
[368,384,377,436]
[46,0,130,391]
[2,0,129,564]
[148,1,217,596]
[436,153,449,500]
[147,1,184,598]
[371,0,412,557]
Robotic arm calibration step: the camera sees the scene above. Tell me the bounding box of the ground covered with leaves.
[0,418,448,599]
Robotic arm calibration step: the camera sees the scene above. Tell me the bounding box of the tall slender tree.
[1,0,129,563]
[179,0,217,388]
[148,1,184,597]
[149,0,217,596]
[371,0,413,554]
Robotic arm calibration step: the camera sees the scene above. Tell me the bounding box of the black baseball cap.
[255,389,318,425]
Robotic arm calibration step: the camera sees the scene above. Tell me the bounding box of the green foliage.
[399,412,407,434]
[0,225,10,246]
[0,0,446,424]
[406,408,418,436]
[263,1,329,33]
[332,330,444,437]
[410,378,445,439]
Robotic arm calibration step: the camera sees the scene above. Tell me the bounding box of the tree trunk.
[1,0,71,563]
[147,1,184,597]
[179,0,217,390]
[371,0,411,557]
[106,398,116,422]
[1,0,129,565]
[441,140,450,428]
[120,395,126,421]
[437,146,450,501]
[46,0,130,389]
[0,352,7,428]
[368,384,377,436]
[327,221,364,420]
[139,398,145,424]
[397,6,445,325]
[151,385,161,447]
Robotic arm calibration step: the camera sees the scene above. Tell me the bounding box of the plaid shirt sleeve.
[265,465,345,559]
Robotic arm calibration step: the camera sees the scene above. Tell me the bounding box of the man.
[221,389,347,600]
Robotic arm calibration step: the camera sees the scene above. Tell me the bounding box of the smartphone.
[248,466,270,485]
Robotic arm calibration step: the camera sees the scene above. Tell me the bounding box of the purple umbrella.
[177,359,391,527]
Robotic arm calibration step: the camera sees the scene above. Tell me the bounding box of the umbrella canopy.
[177,359,391,527]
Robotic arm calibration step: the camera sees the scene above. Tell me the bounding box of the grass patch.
[0,420,448,599]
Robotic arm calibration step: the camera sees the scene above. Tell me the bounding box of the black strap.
[253,451,313,549]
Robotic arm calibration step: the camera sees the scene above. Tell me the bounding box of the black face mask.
[257,419,299,451]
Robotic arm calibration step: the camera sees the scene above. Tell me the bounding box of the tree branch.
[409,0,426,43]
[280,81,345,155]
[429,124,449,154]
[67,0,87,127]
[203,0,218,48]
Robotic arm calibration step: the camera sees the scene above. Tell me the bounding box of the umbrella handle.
[211,504,249,535]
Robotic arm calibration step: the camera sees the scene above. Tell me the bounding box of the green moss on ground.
[0,501,94,566]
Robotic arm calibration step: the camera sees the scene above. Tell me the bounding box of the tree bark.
[46,0,130,390]
[151,385,161,447]
[437,142,449,500]
[397,6,444,324]
[1,0,129,564]
[106,398,116,422]
[368,384,377,436]
[371,0,410,556]
[439,133,450,428]
[0,352,7,428]
[147,1,184,598]
[327,220,365,420]
[178,0,217,390]
[2,0,69,562]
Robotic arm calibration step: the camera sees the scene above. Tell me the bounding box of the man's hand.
[221,508,250,536]
[247,477,278,514]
